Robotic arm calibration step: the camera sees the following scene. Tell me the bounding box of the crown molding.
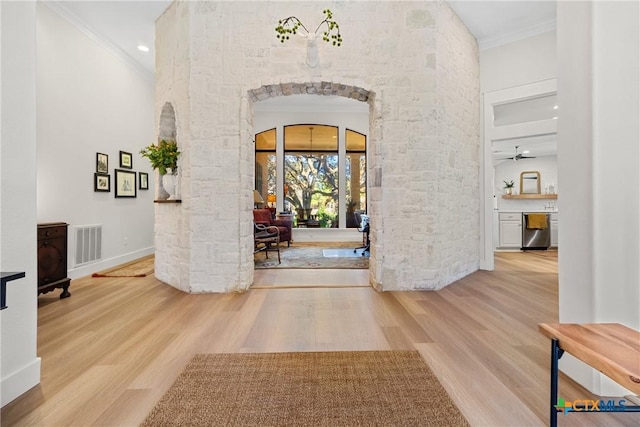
[479,18,556,51]
[42,1,154,82]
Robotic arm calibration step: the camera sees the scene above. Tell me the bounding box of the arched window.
[345,129,367,228]
[255,124,366,229]
[254,128,276,204]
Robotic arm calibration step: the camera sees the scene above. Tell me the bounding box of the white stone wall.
[435,5,480,287]
[155,1,192,291]
[156,0,479,292]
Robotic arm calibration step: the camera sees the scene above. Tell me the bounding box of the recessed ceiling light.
[523,150,530,154]
[553,116,558,120]
[553,105,558,110]
[137,45,150,52]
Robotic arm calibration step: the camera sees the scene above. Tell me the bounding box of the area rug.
[141,350,469,427]
[255,243,369,269]
[91,255,154,277]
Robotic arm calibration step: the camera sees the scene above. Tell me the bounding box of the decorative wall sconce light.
[275,9,343,68]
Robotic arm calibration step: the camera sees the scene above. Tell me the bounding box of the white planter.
[162,172,178,200]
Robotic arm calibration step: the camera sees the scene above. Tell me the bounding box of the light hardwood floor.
[2,251,638,426]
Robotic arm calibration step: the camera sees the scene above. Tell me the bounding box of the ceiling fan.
[498,145,536,161]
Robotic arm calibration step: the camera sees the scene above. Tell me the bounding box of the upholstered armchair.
[253,209,292,246]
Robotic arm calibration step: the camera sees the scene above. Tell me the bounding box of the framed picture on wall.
[114,169,136,198]
[139,172,149,190]
[119,151,133,169]
[96,153,108,173]
[94,174,110,192]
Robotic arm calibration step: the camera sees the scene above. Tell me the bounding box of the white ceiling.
[492,134,557,162]
[447,1,556,49]
[54,0,557,76]
[52,1,172,77]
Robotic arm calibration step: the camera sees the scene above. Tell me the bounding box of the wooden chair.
[353,211,370,256]
[254,223,281,264]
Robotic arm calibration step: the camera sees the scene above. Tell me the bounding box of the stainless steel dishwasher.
[522,213,551,250]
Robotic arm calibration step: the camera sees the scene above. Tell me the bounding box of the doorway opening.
[481,79,558,271]
[246,83,375,287]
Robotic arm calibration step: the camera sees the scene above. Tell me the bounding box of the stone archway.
[247,82,371,103]
[155,1,480,294]
[242,82,383,290]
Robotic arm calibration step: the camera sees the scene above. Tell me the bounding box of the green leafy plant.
[140,140,180,175]
[316,207,337,228]
[503,180,515,189]
[275,9,343,46]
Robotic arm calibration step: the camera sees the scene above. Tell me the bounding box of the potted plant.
[503,180,515,195]
[140,140,179,175]
[140,140,180,199]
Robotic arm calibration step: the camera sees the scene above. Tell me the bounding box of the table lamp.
[253,190,264,208]
[266,194,276,208]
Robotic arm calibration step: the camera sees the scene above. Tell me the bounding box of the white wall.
[36,4,155,278]
[480,31,557,93]
[557,0,640,395]
[495,155,557,211]
[1,1,40,408]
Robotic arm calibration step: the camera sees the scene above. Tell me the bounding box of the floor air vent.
[74,225,102,267]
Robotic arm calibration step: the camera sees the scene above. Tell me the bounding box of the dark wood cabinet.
[37,222,71,298]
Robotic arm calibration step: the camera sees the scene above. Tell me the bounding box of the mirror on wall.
[520,171,541,194]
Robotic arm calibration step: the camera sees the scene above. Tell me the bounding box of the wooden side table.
[37,222,71,299]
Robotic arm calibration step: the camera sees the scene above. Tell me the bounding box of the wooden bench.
[539,323,640,426]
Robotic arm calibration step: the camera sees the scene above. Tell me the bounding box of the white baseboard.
[560,354,634,396]
[68,246,155,279]
[1,357,41,408]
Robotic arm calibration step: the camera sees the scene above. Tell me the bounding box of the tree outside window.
[284,125,338,228]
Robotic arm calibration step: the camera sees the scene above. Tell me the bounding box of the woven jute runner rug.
[141,350,469,426]
[91,255,154,278]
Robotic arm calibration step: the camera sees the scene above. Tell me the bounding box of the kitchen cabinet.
[499,212,522,248]
[550,213,558,247]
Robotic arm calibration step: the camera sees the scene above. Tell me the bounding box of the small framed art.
[96,153,108,173]
[119,151,133,169]
[139,172,149,190]
[94,174,110,192]
[114,169,136,198]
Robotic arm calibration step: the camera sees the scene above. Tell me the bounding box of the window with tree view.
[284,125,338,228]
[255,124,366,229]
[345,129,367,228]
